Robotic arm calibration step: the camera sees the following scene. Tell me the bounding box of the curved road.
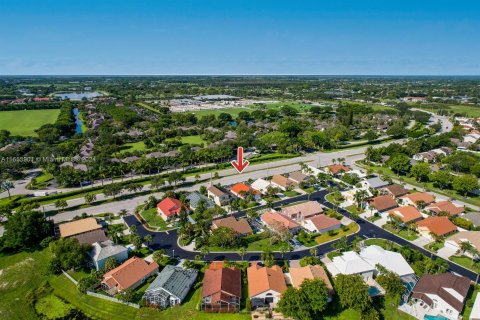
[124,188,479,282]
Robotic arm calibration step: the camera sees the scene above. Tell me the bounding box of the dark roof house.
[202,266,242,313]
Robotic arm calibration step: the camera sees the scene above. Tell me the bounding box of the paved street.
[123,189,479,282]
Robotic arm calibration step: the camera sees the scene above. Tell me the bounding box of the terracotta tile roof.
[202,267,242,302]
[305,214,341,231]
[327,164,350,175]
[247,264,287,297]
[289,265,333,291]
[387,206,423,223]
[230,183,260,196]
[416,216,457,237]
[212,216,253,235]
[383,184,409,197]
[412,273,470,312]
[271,175,295,188]
[261,211,300,230]
[102,257,159,291]
[426,201,465,216]
[369,195,398,212]
[401,192,435,206]
[282,201,323,219]
[157,197,182,217]
[59,217,102,238]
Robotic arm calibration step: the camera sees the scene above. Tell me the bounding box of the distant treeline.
[0,102,62,112]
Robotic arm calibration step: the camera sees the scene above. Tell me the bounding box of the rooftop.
[59,217,102,238]
[416,216,457,236]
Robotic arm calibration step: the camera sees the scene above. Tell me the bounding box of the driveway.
[437,246,457,260]
[411,236,433,248]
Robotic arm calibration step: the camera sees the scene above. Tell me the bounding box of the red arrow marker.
[231,147,249,173]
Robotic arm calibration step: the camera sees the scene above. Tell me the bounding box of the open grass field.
[417,104,480,118]
[180,135,206,145]
[190,107,253,118]
[0,109,60,136]
[140,207,169,230]
[118,141,150,154]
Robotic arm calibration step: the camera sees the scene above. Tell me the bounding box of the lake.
[73,107,83,134]
[54,91,103,100]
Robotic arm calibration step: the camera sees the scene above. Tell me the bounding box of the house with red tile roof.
[157,197,183,221]
[386,206,424,224]
[425,201,465,217]
[261,211,301,234]
[101,257,159,295]
[368,195,398,212]
[326,164,351,175]
[303,214,342,234]
[230,183,261,201]
[400,192,435,208]
[247,263,287,308]
[416,216,457,238]
[201,265,242,313]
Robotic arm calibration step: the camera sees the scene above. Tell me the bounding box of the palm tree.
[261,248,274,267]
[144,234,153,247]
[459,241,474,256]
[309,247,318,257]
[353,189,368,209]
[118,209,128,218]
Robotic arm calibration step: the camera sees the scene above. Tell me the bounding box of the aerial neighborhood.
[2,76,480,320]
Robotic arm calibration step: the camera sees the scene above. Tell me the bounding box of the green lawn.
[191,107,253,118]
[283,190,300,197]
[0,109,60,136]
[140,207,169,230]
[118,141,150,154]
[416,104,480,118]
[209,237,287,252]
[180,135,206,145]
[29,171,54,189]
[463,285,480,319]
[363,238,402,250]
[424,241,444,253]
[35,294,73,319]
[345,205,364,215]
[0,249,52,319]
[450,255,480,273]
[383,224,419,241]
[314,223,360,245]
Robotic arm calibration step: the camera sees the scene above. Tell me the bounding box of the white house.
[325,251,376,280]
[207,186,230,206]
[360,176,390,190]
[412,273,470,320]
[89,240,129,271]
[251,178,272,195]
[359,245,415,280]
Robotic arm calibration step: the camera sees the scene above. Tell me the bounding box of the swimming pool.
[368,286,381,296]
[424,315,450,320]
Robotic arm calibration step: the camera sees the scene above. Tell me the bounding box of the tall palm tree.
[238,247,247,261]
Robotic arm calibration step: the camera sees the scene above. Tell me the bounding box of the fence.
[61,270,78,285]
[86,291,140,309]
[61,269,140,309]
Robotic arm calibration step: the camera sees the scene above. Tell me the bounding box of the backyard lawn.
[0,109,60,136]
[363,238,402,250]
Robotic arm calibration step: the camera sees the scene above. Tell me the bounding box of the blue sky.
[0,0,479,75]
